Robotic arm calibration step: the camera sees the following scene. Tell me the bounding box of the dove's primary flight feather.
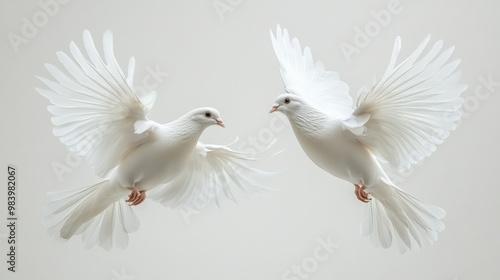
[270,26,466,253]
[38,30,274,250]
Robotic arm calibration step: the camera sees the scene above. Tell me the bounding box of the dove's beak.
[269,104,280,113]
[216,118,225,128]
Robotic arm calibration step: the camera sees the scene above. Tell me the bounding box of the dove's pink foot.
[354,184,371,203]
[126,187,146,206]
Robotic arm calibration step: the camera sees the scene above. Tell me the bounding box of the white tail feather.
[361,178,445,253]
[43,180,139,250]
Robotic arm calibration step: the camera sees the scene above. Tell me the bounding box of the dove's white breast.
[112,126,198,191]
[292,120,381,188]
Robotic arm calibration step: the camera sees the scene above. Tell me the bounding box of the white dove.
[37,30,274,250]
[269,26,466,253]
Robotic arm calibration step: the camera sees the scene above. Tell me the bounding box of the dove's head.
[269,94,305,115]
[190,107,225,128]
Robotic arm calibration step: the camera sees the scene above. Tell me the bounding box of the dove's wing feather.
[36,30,159,177]
[271,25,353,119]
[149,142,277,210]
[346,35,467,172]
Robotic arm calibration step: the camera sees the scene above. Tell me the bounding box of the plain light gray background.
[1,0,499,279]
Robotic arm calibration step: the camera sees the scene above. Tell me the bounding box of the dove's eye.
[284,98,291,104]
[204,112,212,118]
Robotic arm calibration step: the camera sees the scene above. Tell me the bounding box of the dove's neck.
[166,117,205,145]
[287,105,329,138]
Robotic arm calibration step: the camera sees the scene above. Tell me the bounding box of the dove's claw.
[131,191,146,206]
[354,184,371,203]
[126,188,146,206]
[126,190,137,202]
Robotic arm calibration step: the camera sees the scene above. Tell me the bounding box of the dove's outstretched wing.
[37,30,159,177]
[345,35,467,172]
[149,142,277,210]
[270,25,353,119]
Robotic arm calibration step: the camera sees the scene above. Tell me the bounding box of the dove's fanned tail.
[361,178,445,253]
[43,180,139,250]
